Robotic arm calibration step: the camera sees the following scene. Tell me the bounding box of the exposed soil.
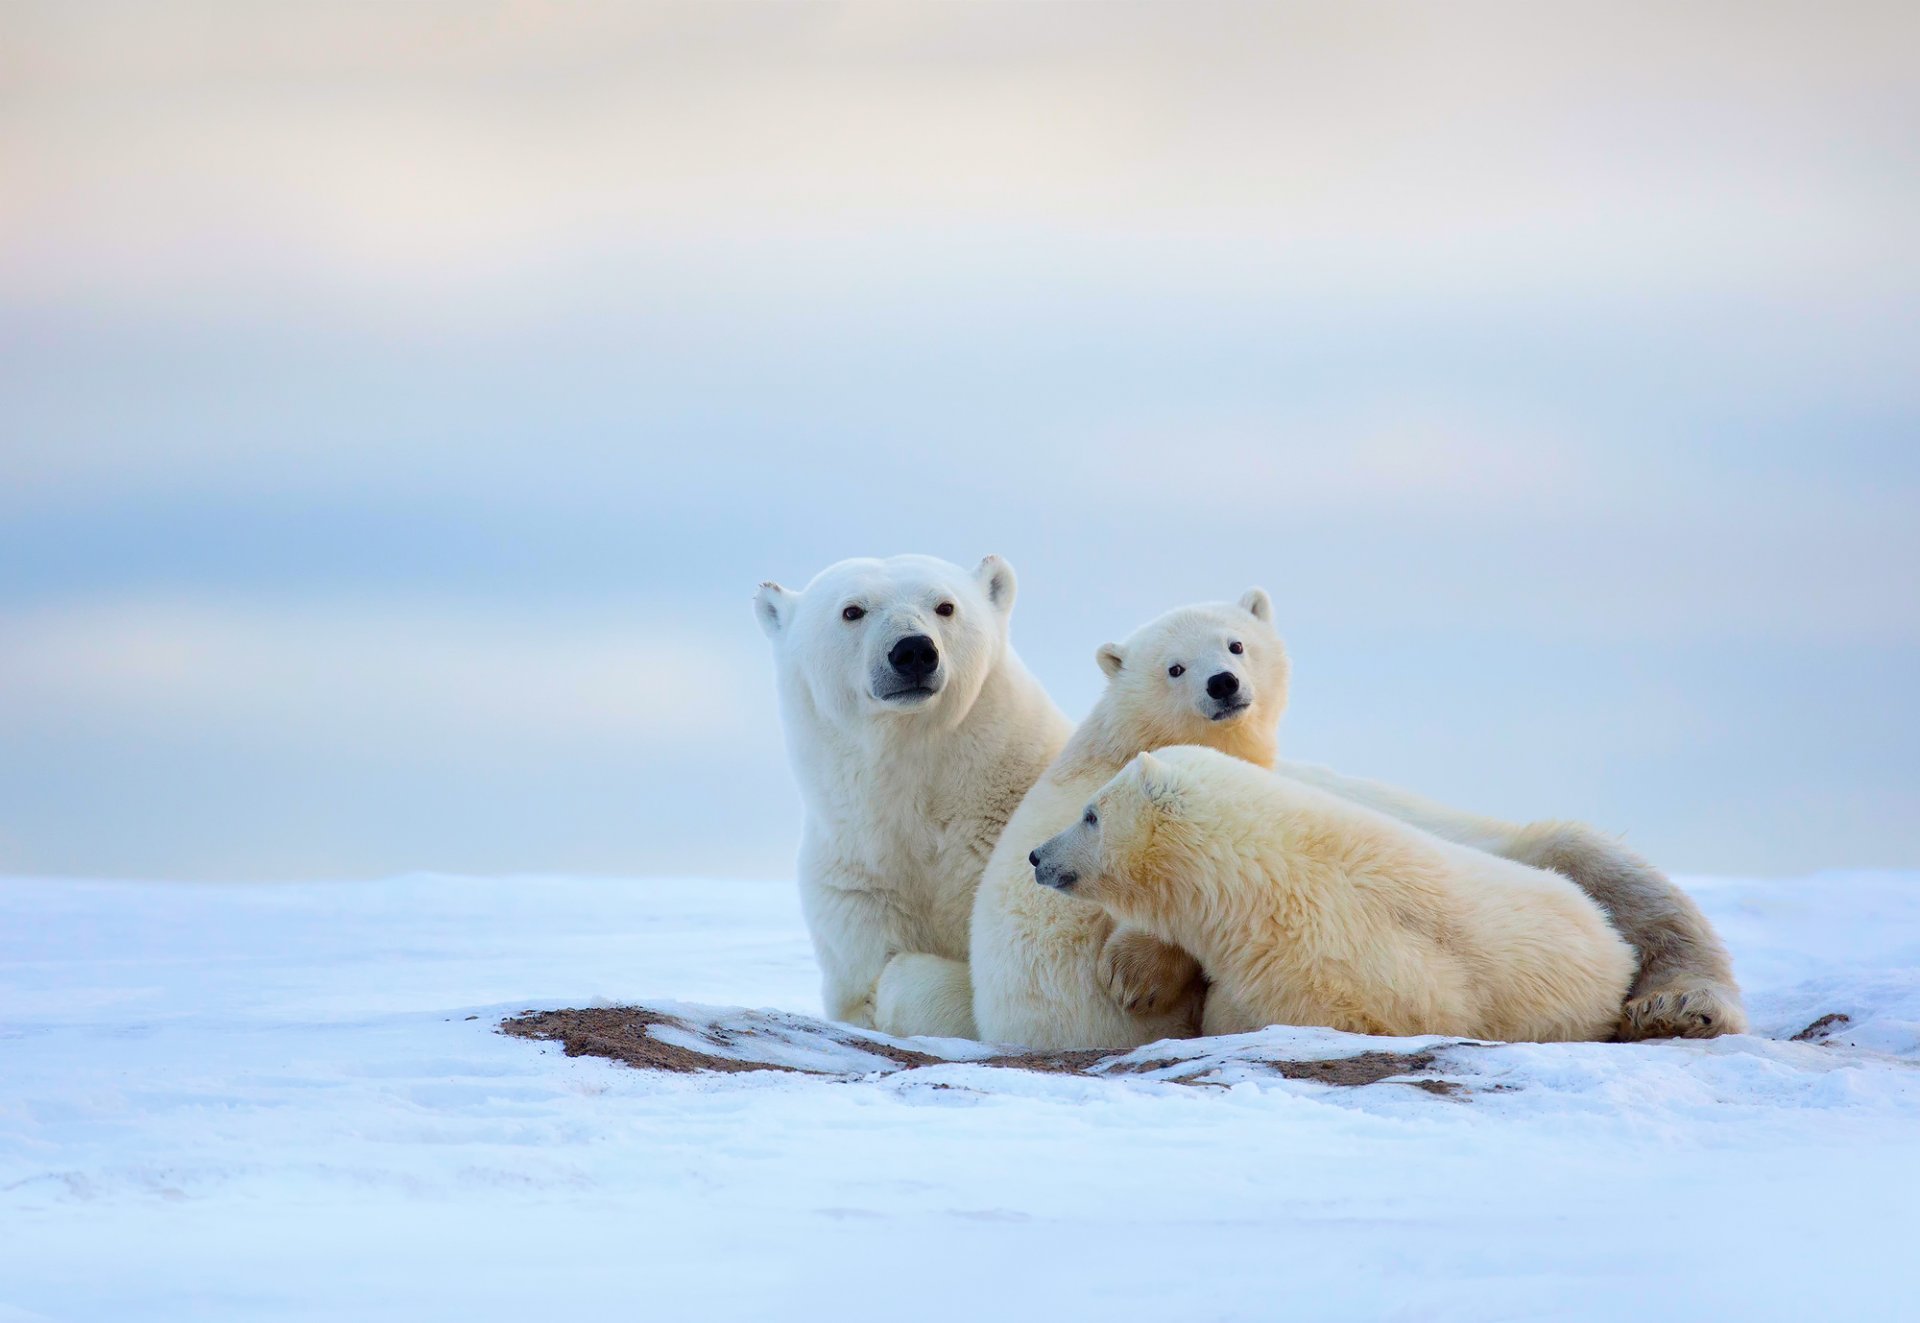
[1790,1012,1854,1043]
[500,1006,1459,1094]
[503,1007,826,1076]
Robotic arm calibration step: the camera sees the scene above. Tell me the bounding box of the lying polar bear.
[968,589,1745,1049]
[1030,746,1637,1043]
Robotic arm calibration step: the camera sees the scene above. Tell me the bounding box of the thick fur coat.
[969,591,1289,1049]
[755,554,1070,1036]
[762,563,1745,1047]
[1033,747,1638,1043]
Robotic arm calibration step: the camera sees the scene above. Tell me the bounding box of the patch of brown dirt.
[1790,1012,1853,1043]
[500,1007,1460,1094]
[503,1007,806,1075]
[977,1048,1118,1076]
[1108,1049,1455,1093]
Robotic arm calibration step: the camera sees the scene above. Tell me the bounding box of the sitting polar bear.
[968,589,1746,1049]
[969,590,1293,1049]
[1030,746,1637,1043]
[754,554,1070,1037]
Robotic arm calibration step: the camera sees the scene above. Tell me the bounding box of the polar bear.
[969,589,1747,1049]
[1030,746,1637,1043]
[969,590,1290,1050]
[754,554,1071,1037]
[1268,760,1747,1039]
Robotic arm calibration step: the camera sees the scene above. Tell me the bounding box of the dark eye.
[842,605,866,622]
[935,602,955,617]
[1229,641,1244,655]
[1168,664,1185,678]
[1084,808,1098,827]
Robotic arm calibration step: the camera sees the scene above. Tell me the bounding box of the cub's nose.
[889,634,940,680]
[1206,670,1240,701]
[1028,850,1041,867]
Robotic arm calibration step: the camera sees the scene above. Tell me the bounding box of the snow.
[3,871,1917,1321]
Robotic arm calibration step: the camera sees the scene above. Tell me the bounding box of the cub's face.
[754,554,1016,726]
[1093,589,1289,747]
[1028,752,1181,916]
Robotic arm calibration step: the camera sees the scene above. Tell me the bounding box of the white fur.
[967,585,1744,1048]
[1035,747,1638,1043]
[765,561,1745,1048]
[755,555,1069,1035]
[1270,760,1749,1038]
[970,591,1288,1050]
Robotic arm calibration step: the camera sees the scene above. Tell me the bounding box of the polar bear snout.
[1028,841,1079,892]
[873,632,946,704]
[1205,669,1251,721]
[889,633,940,680]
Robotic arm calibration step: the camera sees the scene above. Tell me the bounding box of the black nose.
[1028,850,1041,867]
[1207,671,1240,701]
[889,634,940,679]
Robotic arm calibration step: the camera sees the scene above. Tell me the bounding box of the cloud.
[0,596,771,767]
[3,2,1914,307]
[1,3,1914,877]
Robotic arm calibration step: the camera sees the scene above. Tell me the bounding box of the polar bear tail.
[1507,821,1748,1040]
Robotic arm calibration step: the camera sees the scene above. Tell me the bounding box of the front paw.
[1098,928,1204,1018]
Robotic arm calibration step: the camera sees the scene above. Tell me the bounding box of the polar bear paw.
[1618,983,1749,1040]
[1097,926,1207,1025]
[874,952,978,1040]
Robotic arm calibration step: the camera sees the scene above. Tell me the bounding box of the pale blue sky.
[3,2,1916,879]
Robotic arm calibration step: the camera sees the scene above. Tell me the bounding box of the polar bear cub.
[1269,760,1747,1038]
[1031,746,1638,1043]
[970,590,1290,1050]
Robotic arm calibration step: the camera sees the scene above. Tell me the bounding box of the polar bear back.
[1126,749,1637,1044]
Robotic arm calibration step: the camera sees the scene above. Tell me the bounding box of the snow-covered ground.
[3,871,1917,1322]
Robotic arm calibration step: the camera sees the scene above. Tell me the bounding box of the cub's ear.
[754,581,796,639]
[1238,587,1272,623]
[1096,642,1126,680]
[1131,751,1183,805]
[976,554,1017,613]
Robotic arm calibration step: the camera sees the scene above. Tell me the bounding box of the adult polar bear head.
[755,554,1019,732]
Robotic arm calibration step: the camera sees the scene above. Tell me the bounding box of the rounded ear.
[754,581,795,639]
[1131,751,1181,805]
[1096,642,1126,680]
[1238,587,1272,623]
[976,555,1016,613]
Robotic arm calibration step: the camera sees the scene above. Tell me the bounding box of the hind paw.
[1619,985,1748,1040]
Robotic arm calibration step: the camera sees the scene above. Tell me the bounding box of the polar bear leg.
[873,953,978,1040]
[974,904,1197,1051]
[800,871,907,1029]
[1507,822,1748,1039]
